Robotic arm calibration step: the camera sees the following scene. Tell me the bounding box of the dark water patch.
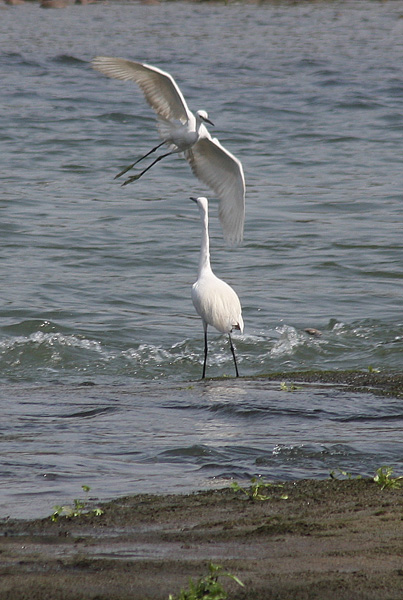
[93,112,140,124]
[52,54,87,66]
[336,413,403,423]
[60,163,94,174]
[296,57,329,69]
[58,406,117,419]
[1,52,43,70]
[335,97,384,111]
[157,445,222,462]
[205,401,331,420]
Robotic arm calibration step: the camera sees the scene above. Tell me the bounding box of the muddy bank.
[1,478,402,599]
[1,0,385,7]
[255,370,403,398]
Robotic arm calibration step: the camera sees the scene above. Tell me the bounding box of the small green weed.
[280,381,300,392]
[168,562,244,600]
[51,485,104,522]
[231,476,288,501]
[373,466,403,490]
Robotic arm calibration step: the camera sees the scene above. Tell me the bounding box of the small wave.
[59,406,117,419]
[337,413,403,423]
[122,344,173,365]
[158,445,219,461]
[0,318,401,383]
[270,443,359,460]
[0,329,107,382]
[52,55,87,66]
[0,331,103,353]
[93,112,138,124]
[255,443,369,477]
[0,329,198,382]
[1,52,42,69]
[330,319,403,353]
[270,324,325,358]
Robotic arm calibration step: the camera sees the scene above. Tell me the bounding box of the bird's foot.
[115,163,135,179]
[121,173,142,186]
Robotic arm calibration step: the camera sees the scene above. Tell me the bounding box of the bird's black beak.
[201,116,214,126]
[190,196,197,203]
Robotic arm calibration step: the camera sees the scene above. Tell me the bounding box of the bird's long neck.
[198,208,212,277]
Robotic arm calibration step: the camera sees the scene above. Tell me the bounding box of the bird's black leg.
[202,324,208,379]
[114,141,166,180]
[228,333,239,377]
[122,151,174,186]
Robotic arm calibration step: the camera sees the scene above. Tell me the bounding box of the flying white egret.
[190,196,243,378]
[91,57,245,245]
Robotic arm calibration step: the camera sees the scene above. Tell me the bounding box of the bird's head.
[190,196,209,214]
[196,110,214,126]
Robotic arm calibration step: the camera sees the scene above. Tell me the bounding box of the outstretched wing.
[91,57,192,124]
[186,137,245,245]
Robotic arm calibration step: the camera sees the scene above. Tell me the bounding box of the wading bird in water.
[190,196,243,378]
[91,57,245,245]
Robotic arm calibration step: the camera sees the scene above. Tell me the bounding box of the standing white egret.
[91,57,245,245]
[191,196,243,378]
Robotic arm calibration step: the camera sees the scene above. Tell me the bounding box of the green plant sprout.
[330,466,402,490]
[168,562,244,600]
[51,485,104,522]
[280,381,300,392]
[231,476,288,501]
[373,466,403,490]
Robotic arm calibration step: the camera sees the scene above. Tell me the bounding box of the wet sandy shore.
[1,477,402,599]
[1,371,402,598]
[257,370,403,398]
